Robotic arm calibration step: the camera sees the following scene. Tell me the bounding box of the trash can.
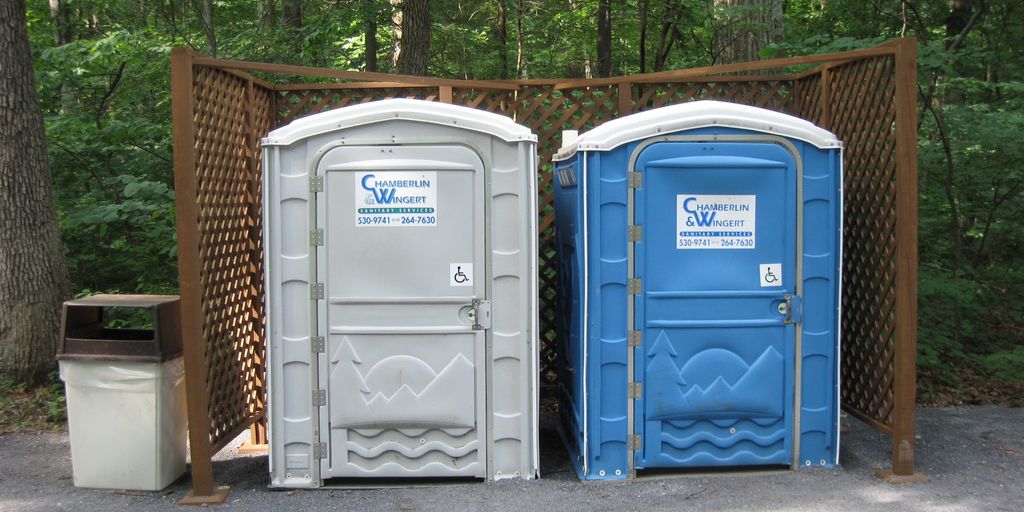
[262,99,539,487]
[552,100,843,479]
[57,295,186,491]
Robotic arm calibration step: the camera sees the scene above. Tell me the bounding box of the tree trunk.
[494,0,508,79]
[283,0,302,28]
[365,0,379,72]
[200,0,217,57]
[395,0,430,76]
[713,0,783,64]
[515,0,526,77]
[639,0,648,73]
[48,0,73,45]
[653,2,679,72]
[596,0,612,77]
[260,0,276,27]
[0,0,72,386]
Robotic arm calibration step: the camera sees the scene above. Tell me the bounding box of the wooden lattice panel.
[452,88,516,116]
[827,55,899,431]
[191,66,268,447]
[514,85,621,385]
[632,80,794,113]
[794,73,824,126]
[277,87,440,124]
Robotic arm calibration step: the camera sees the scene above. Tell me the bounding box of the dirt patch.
[0,373,67,435]
[918,365,1024,408]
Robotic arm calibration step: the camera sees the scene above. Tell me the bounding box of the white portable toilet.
[262,99,539,487]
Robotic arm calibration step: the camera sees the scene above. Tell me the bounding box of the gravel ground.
[0,406,1021,512]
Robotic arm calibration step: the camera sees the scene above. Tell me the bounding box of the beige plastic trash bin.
[57,295,187,491]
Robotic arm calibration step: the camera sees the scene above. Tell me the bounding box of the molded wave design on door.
[646,331,784,420]
[330,338,476,429]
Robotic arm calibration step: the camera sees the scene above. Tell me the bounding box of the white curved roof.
[263,98,536,146]
[553,100,840,161]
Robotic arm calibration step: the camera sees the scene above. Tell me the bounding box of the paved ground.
[0,406,1021,511]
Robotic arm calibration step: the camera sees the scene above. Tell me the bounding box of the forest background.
[9,0,1023,410]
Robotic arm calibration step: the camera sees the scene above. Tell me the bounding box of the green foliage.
[19,0,1024,401]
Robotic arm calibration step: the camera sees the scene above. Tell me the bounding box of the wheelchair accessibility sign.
[759,263,782,287]
[450,263,473,287]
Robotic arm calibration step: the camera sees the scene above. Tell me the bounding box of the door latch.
[781,295,803,324]
[471,299,492,330]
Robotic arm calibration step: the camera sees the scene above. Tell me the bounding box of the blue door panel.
[634,141,797,469]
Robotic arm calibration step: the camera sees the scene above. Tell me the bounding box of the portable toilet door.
[552,100,842,479]
[262,99,539,486]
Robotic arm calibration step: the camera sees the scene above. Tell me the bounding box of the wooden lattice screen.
[171,39,919,501]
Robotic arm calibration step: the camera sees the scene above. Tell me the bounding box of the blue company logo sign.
[354,171,437,227]
[359,173,435,214]
[676,194,756,249]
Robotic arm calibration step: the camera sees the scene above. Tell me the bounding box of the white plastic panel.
[264,100,538,486]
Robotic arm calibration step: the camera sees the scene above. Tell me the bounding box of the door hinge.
[628,434,642,451]
[628,171,643,188]
[628,330,642,347]
[628,225,642,242]
[311,336,325,353]
[313,442,327,460]
[312,389,326,407]
[309,175,324,193]
[628,278,642,295]
[310,229,324,246]
[310,283,324,300]
[628,381,642,399]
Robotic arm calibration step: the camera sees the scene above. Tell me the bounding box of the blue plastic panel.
[554,125,841,480]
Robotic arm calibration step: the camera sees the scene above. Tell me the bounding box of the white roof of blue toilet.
[553,100,842,161]
[262,98,536,146]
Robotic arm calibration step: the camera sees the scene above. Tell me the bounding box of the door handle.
[471,299,491,330]
[781,295,802,325]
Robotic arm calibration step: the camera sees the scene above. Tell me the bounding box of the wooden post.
[439,85,453,103]
[171,47,230,505]
[875,37,926,484]
[617,82,632,116]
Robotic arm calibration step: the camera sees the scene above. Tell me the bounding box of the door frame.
[306,137,494,481]
[625,134,805,476]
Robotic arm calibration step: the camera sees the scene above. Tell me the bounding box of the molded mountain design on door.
[645,331,785,420]
[330,338,476,429]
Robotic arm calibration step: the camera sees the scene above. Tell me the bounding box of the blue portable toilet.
[552,100,842,480]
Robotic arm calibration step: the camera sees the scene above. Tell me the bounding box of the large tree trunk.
[395,0,430,76]
[713,0,783,64]
[0,0,71,386]
[596,0,612,77]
